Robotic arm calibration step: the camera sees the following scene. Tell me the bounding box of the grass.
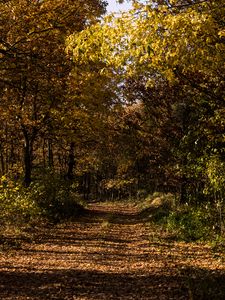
[137,192,225,245]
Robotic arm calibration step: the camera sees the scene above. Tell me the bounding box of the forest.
[0,0,225,241]
[0,1,225,299]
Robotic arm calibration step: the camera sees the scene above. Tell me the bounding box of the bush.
[0,177,42,227]
[0,172,85,227]
[165,208,210,241]
[163,204,225,242]
[29,172,85,222]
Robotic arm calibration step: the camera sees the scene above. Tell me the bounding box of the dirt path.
[0,203,225,299]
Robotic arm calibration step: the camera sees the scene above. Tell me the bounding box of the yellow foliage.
[67,1,224,86]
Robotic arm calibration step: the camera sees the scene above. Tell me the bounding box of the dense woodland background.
[0,0,224,241]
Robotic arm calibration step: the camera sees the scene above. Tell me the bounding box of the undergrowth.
[141,193,225,245]
[0,172,85,246]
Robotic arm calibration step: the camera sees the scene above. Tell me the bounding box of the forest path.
[0,202,225,299]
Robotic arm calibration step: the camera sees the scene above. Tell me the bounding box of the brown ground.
[0,203,225,299]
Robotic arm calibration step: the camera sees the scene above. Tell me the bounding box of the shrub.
[29,172,85,222]
[165,208,210,241]
[0,176,42,226]
[0,172,85,226]
[163,203,225,242]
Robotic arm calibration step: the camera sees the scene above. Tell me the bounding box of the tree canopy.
[0,0,224,204]
[66,0,225,202]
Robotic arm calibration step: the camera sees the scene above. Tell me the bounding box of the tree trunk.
[0,145,5,175]
[22,126,36,187]
[67,142,75,180]
[23,134,32,187]
[180,175,188,204]
[48,139,54,168]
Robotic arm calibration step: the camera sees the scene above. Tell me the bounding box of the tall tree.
[0,0,106,185]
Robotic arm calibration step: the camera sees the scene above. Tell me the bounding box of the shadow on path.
[0,203,225,300]
[1,266,225,299]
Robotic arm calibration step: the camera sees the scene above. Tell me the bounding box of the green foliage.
[143,193,224,242]
[163,204,224,242]
[0,173,85,227]
[29,172,85,222]
[205,155,225,201]
[166,208,210,241]
[0,176,41,226]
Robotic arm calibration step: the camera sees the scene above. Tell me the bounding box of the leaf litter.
[0,202,224,299]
